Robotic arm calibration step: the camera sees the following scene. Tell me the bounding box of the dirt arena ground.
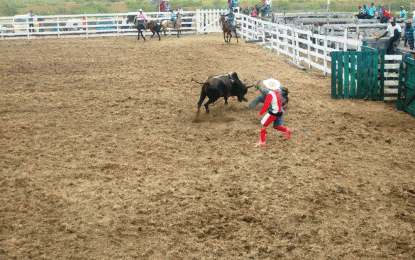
[1,34,414,259]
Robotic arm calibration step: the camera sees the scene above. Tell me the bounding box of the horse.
[219,15,238,43]
[126,15,162,41]
[161,13,182,37]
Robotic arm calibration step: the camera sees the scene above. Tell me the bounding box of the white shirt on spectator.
[265,0,272,7]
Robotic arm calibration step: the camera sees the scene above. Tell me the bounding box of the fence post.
[57,17,60,38]
[86,15,89,39]
[276,26,280,55]
[294,28,300,65]
[323,35,328,76]
[196,9,201,34]
[307,32,311,70]
[284,28,288,57]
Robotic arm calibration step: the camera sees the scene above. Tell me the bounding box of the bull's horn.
[246,84,255,88]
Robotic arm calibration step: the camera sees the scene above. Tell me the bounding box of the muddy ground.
[1,34,414,259]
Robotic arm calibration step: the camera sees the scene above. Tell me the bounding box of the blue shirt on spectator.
[399,10,407,20]
[368,6,376,17]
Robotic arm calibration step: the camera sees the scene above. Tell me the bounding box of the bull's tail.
[191,77,206,85]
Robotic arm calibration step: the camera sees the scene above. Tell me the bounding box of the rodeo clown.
[255,78,290,147]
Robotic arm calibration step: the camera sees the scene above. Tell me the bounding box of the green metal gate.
[331,47,384,101]
[397,55,415,116]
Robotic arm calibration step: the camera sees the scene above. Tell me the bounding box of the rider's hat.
[139,9,143,12]
[406,19,412,24]
[263,78,281,90]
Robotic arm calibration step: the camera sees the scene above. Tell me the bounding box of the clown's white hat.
[263,78,281,90]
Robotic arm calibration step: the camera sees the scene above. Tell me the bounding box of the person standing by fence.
[404,19,414,50]
[399,6,407,21]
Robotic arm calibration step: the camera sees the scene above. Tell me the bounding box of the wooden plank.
[344,52,350,99]
[384,80,399,86]
[384,55,403,61]
[379,49,385,101]
[372,51,379,100]
[356,52,363,99]
[362,52,370,98]
[384,72,399,78]
[331,52,338,99]
[337,52,344,98]
[384,88,399,94]
[384,96,398,101]
[350,52,356,98]
[383,64,400,69]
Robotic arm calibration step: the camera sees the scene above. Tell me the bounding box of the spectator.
[82,16,87,30]
[177,6,184,13]
[404,19,414,50]
[380,7,391,23]
[228,0,233,10]
[368,3,376,19]
[243,7,249,16]
[398,6,407,21]
[252,7,258,18]
[356,6,366,19]
[165,3,171,12]
[28,10,34,33]
[261,0,272,16]
[232,0,240,12]
[377,4,384,19]
[363,5,369,19]
[159,1,166,12]
[377,17,402,54]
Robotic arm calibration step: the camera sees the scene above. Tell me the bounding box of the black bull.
[191,72,255,113]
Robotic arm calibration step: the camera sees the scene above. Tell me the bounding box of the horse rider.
[224,9,235,32]
[377,17,402,54]
[137,9,148,27]
[170,9,177,28]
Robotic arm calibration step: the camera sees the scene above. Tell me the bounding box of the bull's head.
[230,72,255,102]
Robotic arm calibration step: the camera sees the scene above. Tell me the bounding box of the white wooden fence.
[0,10,231,40]
[235,13,401,101]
